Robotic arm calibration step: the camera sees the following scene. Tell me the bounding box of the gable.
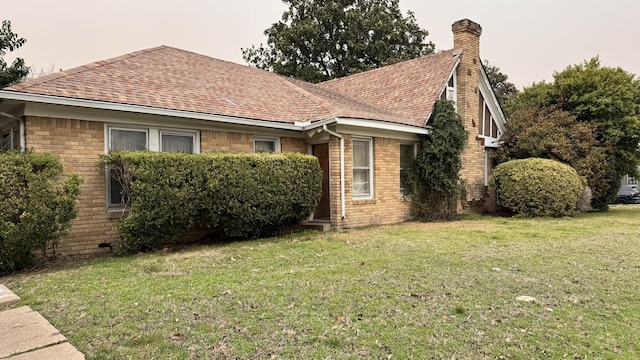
[319,49,461,127]
[477,65,507,147]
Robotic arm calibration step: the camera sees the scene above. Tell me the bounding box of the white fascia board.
[303,117,430,137]
[478,135,501,148]
[0,90,301,131]
[478,66,508,132]
[298,117,337,130]
[333,117,430,135]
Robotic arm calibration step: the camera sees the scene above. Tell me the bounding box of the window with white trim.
[352,138,373,198]
[161,131,195,153]
[479,93,499,138]
[106,126,198,209]
[254,137,280,153]
[0,124,20,152]
[107,128,148,208]
[400,143,416,196]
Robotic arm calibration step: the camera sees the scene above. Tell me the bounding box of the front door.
[312,143,331,220]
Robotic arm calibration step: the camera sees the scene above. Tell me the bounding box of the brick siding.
[25,116,119,255]
[330,134,412,230]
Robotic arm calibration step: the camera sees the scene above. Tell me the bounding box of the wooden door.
[312,143,331,220]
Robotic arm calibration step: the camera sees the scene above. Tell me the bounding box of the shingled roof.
[4,46,460,128]
[319,49,461,126]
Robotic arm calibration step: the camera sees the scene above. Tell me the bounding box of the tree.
[483,60,518,107]
[505,57,640,209]
[413,100,467,221]
[0,20,29,87]
[497,106,611,210]
[242,0,434,83]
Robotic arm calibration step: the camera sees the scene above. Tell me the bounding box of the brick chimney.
[452,19,485,210]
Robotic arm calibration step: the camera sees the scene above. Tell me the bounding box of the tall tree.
[505,57,640,209]
[483,60,518,107]
[0,20,29,87]
[242,0,434,83]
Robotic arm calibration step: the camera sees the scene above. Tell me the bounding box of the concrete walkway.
[0,285,84,359]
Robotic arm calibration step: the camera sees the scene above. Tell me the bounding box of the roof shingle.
[5,46,460,127]
[319,49,461,126]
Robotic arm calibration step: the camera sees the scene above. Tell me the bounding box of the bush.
[497,106,613,210]
[102,151,322,254]
[490,158,588,217]
[0,152,82,274]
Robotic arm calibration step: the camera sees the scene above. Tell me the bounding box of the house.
[0,19,506,256]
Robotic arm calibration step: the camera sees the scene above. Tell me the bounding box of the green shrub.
[490,158,588,217]
[102,151,322,254]
[0,152,82,274]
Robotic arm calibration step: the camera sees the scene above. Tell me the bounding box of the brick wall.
[330,134,412,229]
[201,130,253,152]
[200,129,306,154]
[281,137,307,153]
[25,116,119,255]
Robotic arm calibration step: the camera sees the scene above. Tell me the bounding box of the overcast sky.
[4,0,639,89]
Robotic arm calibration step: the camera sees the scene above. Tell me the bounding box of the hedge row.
[102,151,322,254]
[0,152,82,274]
[490,158,589,217]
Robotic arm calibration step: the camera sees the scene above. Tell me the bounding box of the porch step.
[301,220,331,232]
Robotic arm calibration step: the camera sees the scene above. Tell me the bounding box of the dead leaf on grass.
[171,332,186,341]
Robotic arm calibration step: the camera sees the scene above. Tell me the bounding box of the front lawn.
[3,206,640,359]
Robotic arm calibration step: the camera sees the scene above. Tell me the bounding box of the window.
[254,137,279,153]
[352,138,373,198]
[400,143,416,196]
[0,125,19,152]
[106,126,198,209]
[107,128,148,208]
[479,94,499,138]
[161,132,195,153]
[109,128,147,151]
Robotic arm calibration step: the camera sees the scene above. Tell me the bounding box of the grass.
[2,206,640,359]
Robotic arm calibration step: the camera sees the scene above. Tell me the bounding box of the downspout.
[484,149,488,186]
[322,124,346,219]
[20,117,26,151]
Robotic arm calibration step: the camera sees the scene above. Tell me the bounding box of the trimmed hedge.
[102,151,322,254]
[0,152,82,274]
[490,158,588,217]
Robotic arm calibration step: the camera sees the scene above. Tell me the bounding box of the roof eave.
[0,90,431,135]
[302,117,430,135]
[0,90,302,131]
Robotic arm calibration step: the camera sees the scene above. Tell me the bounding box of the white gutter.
[322,124,346,220]
[0,90,301,131]
[303,117,430,135]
